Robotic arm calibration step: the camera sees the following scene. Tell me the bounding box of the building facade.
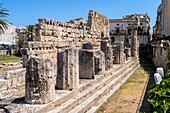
[110,14,150,46]
[162,0,170,37]
[154,0,170,39]
[0,23,18,45]
[152,0,170,69]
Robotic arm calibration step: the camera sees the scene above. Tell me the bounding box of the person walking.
[7,44,12,55]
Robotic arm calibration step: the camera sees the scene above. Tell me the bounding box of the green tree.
[0,3,9,34]
[148,79,170,113]
[26,25,35,41]
[148,48,170,113]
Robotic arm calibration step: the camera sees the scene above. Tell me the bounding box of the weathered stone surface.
[79,50,94,79]
[25,56,55,104]
[119,42,126,64]
[0,79,7,91]
[112,44,120,64]
[152,46,168,69]
[88,10,110,39]
[79,49,105,79]
[101,39,113,69]
[0,68,26,91]
[17,10,141,107]
[112,42,126,64]
[131,17,140,59]
[21,10,111,83]
[131,29,138,58]
[56,47,79,90]
[94,51,105,75]
[125,47,131,61]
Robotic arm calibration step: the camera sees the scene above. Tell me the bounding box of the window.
[116,28,120,33]
[128,29,131,35]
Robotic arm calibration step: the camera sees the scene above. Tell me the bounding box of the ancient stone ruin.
[17,10,141,113]
[25,56,55,104]
[0,10,143,113]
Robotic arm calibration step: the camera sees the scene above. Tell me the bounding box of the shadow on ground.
[0,104,10,113]
[11,97,25,104]
[138,57,155,113]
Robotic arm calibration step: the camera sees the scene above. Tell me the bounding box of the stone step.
[86,63,140,113]
[69,62,140,113]
[35,63,126,113]
[47,60,139,113]
[48,61,138,113]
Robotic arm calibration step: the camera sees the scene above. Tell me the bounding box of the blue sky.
[2,0,161,29]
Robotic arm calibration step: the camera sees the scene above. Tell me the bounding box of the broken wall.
[88,10,110,39]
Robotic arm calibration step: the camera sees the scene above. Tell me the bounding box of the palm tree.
[0,3,9,34]
[26,25,36,41]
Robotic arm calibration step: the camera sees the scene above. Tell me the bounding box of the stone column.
[25,56,55,104]
[101,40,113,70]
[112,44,120,64]
[125,47,131,61]
[94,51,105,75]
[79,49,94,79]
[56,47,79,90]
[119,42,126,64]
[21,42,29,68]
[131,28,139,59]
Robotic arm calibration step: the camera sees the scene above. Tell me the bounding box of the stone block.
[131,29,139,58]
[4,73,12,88]
[56,47,79,90]
[94,51,105,75]
[17,74,22,84]
[38,19,46,24]
[112,44,120,64]
[25,56,55,104]
[0,79,7,91]
[120,42,126,64]
[11,74,17,87]
[125,48,131,61]
[79,49,94,79]
[101,40,113,70]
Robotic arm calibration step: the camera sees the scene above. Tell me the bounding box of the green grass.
[0,55,22,65]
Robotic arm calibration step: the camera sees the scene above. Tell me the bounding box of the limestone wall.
[88,10,110,39]
[22,10,110,68]
[0,50,17,56]
[34,10,110,49]
[35,18,85,42]
[0,50,7,55]
[0,68,26,91]
[152,46,168,69]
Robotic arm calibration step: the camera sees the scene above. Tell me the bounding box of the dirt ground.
[97,61,155,113]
